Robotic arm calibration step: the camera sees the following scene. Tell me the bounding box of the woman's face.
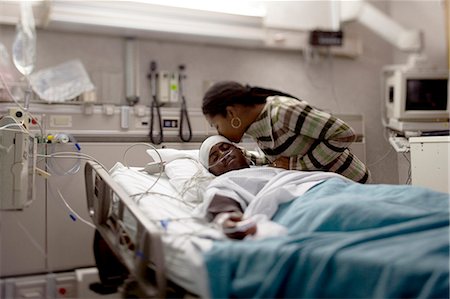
[208,142,249,176]
[206,112,245,143]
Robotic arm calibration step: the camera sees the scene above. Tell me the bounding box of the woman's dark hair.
[202,81,298,117]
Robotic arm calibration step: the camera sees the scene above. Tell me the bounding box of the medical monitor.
[384,68,449,133]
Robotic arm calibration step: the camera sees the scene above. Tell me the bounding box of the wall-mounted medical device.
[157,71,171,104]
[0,114,36,210]
[153,71,180,105]
[125,38,139,106]
[383,61,449,133]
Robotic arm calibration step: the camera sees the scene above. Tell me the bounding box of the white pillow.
[146,148,199,163]
[146,149,213,205]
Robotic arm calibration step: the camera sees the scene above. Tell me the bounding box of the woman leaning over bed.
[202,81,370,183]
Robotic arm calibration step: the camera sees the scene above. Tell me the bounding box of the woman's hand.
[214,212,257,240]
[271,156,290,169]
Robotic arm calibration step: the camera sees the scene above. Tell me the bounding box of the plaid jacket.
[243,96,370,183]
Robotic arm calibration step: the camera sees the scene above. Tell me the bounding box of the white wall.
[391,0,447,67]
[0,0,446,184]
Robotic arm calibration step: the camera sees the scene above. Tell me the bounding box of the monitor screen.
[405,79,448,111]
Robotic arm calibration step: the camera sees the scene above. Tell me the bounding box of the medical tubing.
[0,70,44,137]
[0,69,26,111]
[129,153,210,208]
[136,169,164,203]
[207,147,235,169]
[46,144,80,176]
[11,214,48,267]
[178,65,192,142]
[148,61,163,145]
[0,121,28,133]
[131,190,196,209]
[122,142,163,168]
[45,134,82,176]
[124,143,165,203]
[176,158,211,198]
[38,152,107,171]
[57,188,95,229]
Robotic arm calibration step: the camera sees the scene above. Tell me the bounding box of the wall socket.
[135,117,180,130]
[162,118,179,129]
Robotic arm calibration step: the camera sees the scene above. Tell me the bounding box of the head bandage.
[199,135,233,168]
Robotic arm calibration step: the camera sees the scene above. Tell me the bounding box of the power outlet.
[162,118,179,130]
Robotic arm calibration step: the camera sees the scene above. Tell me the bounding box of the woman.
[202,81,370,183]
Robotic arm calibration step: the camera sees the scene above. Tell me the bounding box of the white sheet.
[109,162,219,297]
[194,167,351,238]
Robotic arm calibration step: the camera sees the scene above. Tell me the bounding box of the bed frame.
[84,161,172,298]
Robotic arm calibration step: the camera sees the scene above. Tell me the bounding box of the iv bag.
[12,1,36,76]
[0,43,17,85]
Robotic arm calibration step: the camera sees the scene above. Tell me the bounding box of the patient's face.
[209,142,249,176]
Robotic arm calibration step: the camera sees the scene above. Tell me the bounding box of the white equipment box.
[409,136,449,193]
[0,118,36,210]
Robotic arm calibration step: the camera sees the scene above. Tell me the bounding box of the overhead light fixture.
[132,0,266,17]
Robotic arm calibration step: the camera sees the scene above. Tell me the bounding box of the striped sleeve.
[271,99,356,168]
[276,99,356,150]
[288,140,344,170]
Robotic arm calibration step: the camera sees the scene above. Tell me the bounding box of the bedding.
[89,148,449,299]
[108,162,215,297]
[204,178,450,298]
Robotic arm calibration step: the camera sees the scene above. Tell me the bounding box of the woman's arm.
[274,97,357,170]
[279,99,356,147]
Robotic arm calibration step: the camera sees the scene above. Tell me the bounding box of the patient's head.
[199,135,249,176]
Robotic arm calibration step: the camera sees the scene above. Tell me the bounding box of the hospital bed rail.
[84,160,167,298]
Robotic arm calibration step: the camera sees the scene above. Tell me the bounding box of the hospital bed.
[84,150,450,298]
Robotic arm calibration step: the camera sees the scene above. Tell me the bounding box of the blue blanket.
[204,178,450,298]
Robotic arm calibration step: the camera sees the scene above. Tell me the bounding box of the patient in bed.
[196,135,349,239]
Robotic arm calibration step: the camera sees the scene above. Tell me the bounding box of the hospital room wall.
[0,1,445,184]
[0,24,394,183]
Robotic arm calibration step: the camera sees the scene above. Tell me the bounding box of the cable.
[148,61,163,145]
[402,152,412,184]
[326,47,341,113]
[125,146,212,207]
[366,146,394,168]
[178,64,192,142]
[123,143,165,202]
[122,142,162,169]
